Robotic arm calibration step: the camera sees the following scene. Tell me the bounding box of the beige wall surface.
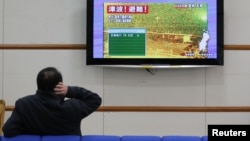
[224,0,250,44]
[0,0,3,43]
[3,0,86,44]
[1,0,250,136]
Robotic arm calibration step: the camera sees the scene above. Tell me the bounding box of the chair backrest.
[201,136,207,141]
[122,135,161,141]
[41,135,81,141]
[1,135,41,141]
[162,135,201,141]
[0,100,5,136]
[82,135,120,141]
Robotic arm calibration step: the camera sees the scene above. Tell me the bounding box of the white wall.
[3,0,86,44]
[224,0,250,44]
[1,0,250,136]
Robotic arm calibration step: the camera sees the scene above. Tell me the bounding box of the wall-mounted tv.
[86,0,224,68]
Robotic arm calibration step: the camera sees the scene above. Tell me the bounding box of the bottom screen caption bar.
[208,125,250,141]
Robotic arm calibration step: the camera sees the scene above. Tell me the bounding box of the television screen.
[86,0,224,68]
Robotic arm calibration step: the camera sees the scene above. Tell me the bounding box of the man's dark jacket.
[2,86,102,137]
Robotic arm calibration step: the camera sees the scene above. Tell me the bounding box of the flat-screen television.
[86,0,224,68]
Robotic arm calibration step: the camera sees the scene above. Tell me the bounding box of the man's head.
[37,67,63,92]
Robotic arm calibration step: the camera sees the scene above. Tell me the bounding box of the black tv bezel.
[86,0,224,68]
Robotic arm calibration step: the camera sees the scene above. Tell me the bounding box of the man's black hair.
[37,67,63,92]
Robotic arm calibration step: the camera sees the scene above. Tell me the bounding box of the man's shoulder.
[16,94,36,104]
